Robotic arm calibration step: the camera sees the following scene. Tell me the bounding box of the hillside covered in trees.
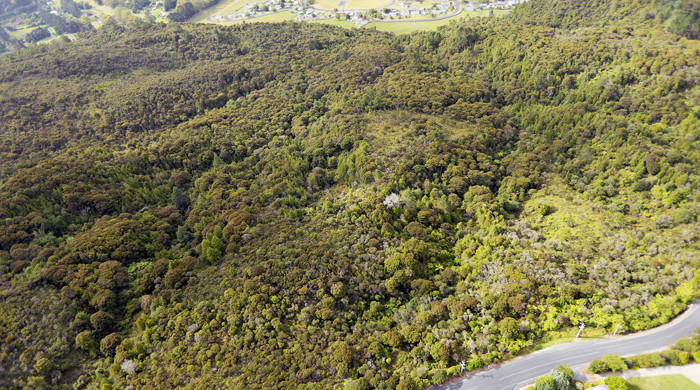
[0,0,698,388]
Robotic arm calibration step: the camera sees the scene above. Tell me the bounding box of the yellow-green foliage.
[0,1,698,388]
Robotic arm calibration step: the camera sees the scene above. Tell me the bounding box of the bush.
[551,369,569,390]
[626,352,667,368]
[535,375,556,390]
[674,337,692,352]
[538,203,554,216]
[693,351,700,364]
[663,349,683,365]
[604,375,629,390]
[589,359,609,374]
[647,353,667,367]
[602,354,628,372]
[430,369,448,384]
[556,364,574,381]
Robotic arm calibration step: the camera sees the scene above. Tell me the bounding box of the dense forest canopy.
[0,0,698,388]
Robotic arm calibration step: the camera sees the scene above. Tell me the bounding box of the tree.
[397,376,416,390]
[176,225,193,244]
[163,266,187,289]
[430,342,449,363]
[90,288,116,310]
[121,359,138,375]
[332,341,353,365]
[90,311,115,333]
[499,317,520,340]
[75,331,98,352]
[172,187,190,211]
[168,2,196,21]
[100,333,122,356]
[34,357,53,375]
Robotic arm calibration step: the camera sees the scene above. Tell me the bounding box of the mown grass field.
[627,374,700,390]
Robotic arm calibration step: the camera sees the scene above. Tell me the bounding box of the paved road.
[436,300,700,390]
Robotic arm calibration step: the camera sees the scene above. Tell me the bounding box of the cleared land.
[231,10,295,23]
[190,0,252,22]
[366,9,504,33]
[344,0,394,9]
[310,18,355,28]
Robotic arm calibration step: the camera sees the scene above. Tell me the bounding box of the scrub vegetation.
[0,0,698,388]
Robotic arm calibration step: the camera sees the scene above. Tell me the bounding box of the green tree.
[75,331,98,352]
[90,311,115,333]
[100,333,122,357]
[499,317,520,340]
[33,357,53,375]
[172,187,190,211]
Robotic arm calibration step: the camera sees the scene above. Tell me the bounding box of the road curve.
[436,300,700,390]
